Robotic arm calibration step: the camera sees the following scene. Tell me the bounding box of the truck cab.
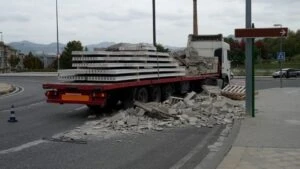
[185,34,231,85]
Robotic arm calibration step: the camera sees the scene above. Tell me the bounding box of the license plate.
[62,93,89,102]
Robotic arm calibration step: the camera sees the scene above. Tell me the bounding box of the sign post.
[235,2,288,117]
[245,0,253,117]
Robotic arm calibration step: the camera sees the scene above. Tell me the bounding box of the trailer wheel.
[135,87,149,103]
[86,105,101,112]
[149,86,161,102]
[161,84,174,101]
[122,88,136,109]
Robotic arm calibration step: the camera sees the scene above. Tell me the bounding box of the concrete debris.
[202,85,222,97]
[63,91,245,140]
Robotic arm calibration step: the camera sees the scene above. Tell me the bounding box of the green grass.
[232,59,300,76]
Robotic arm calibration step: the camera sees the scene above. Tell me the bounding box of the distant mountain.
[9,41,65,55]
[86,42,115,51]
[8,41,182,54]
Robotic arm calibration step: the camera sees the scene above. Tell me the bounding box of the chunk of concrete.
[126,116,139,126]
[110,112,126,123]
[184,91,197,102]
[188,117,198,125]
[168,108,178,115]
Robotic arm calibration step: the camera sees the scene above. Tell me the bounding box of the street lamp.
[0,32,3,70]
[56,0,60,71]
[273,24,283,88]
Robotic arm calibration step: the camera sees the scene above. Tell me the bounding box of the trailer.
[43,34,231,109]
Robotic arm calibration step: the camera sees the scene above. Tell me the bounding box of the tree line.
[225,29,300,67]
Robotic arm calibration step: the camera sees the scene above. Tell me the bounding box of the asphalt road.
[0,76,299,169]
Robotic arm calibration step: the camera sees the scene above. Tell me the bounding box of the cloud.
[0,14,30,23]
[0,0,299,47]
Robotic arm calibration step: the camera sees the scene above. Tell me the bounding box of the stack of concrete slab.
[58,43,185,82]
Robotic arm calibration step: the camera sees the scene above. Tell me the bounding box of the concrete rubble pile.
[171,49,218,76]
[62,86,245,140]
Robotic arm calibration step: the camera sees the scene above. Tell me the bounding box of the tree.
[156,44,169,52]
[60,40,83,69]
[23,52,43,69]
[225,37,245,66]
[8,55,20,68]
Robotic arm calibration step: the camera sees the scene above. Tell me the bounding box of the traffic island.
[0,83,15,96]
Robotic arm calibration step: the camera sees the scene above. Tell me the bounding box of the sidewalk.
[0,83,14,95]
[218,88,300,169]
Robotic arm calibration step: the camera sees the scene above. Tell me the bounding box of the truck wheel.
[161,84,174,101]
[149,86,161,102]
[122,88,136,109]
[86,105,101,112]
[222,77,229,88]
[135,87,149,103]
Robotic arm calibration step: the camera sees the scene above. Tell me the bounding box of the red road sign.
[235,27,288,38]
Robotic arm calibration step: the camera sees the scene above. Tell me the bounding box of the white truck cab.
[186,34,231,85]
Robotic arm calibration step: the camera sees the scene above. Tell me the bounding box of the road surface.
[0,76,299,169]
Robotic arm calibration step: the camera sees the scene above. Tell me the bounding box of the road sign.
[235,27,288,38]
[277,52,285,61]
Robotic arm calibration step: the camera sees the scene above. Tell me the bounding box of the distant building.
[0,41,18,72]
[34,51,57,68]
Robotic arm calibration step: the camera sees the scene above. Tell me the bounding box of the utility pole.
[56,0,60,70]
[152,0,156,47]
[193,0,198,35]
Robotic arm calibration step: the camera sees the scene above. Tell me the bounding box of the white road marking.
[169,127,220,169]
[285,120,300,125]
[0,101,45,113]
[0,140,46,155]
[75,106,87,111]
[0,86,24,99]
[27,101,45,108]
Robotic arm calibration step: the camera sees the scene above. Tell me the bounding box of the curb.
[194,119,242,169]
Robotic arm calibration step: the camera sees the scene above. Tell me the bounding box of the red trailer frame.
[43,72,220,107]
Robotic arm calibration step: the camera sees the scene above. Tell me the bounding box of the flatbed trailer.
[43,72,221,108]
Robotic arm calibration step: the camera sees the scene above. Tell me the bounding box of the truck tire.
[121,88,136,109]
[86,105,101,112]
[149,86,161,102]
[161,84,175,101]
[222,76,229,88]
[135,87,149,103]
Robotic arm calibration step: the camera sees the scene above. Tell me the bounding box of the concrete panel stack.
[58,43,185,82]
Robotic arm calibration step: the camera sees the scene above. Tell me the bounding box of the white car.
[272,68,300,78]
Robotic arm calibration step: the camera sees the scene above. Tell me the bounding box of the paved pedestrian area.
[217,88,300,169]
[218,147,300,169]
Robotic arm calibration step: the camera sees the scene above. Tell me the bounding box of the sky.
[1,0,299,47]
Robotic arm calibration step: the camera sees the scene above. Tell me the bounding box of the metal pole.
[56,0,60,70]
[245,0,254,117]
[273,24,283,88]
[152,0,156,47]
[280,26,283,88]
[0,32,3,69]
